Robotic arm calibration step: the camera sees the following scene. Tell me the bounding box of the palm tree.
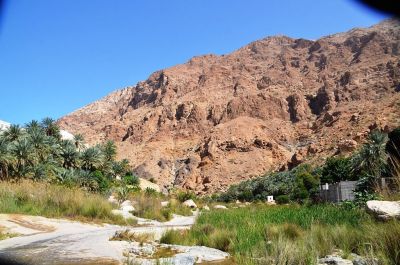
[73,134,85,150]
[41,117,61,139]
[3,124,23,142]
[60,141,79,169]
[11,138,35,178]
[80,146,103,171]
[0,140,15,180]
[25,120,41,133]
[352,130,388,190]
[29,156,58,181]
[27,127,50,162]
[102,140,117,162]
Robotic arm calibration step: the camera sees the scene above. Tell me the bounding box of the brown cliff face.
[59,19,400,194]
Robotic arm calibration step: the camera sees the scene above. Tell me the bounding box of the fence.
[319,181,357,202]
[319,178,399,203]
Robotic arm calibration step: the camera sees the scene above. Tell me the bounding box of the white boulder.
[203,205,210,211]
[161,201,170,207]
[183,199,197,209]
[213,205,227,210]
[107,195,118,204]
[318,255,353,265]
[111,209,135,219]
[121,205,135,213]
[121,200,133,207]
[366,200,400,220]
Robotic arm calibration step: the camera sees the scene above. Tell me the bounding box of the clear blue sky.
[0,0,387,125]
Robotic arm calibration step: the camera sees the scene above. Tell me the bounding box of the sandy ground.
[0,213,197,265]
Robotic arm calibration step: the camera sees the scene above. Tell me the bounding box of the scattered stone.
[203,205,210,211]
[121,200,133,207]
[161,201,170,207]
[107,195,118,204]
[129,244,230,265]
[318,255,353,265]
[111,209,134,219]
[183,199,197,209]
[121,205,135,213]
[366,200,400,220]
[213,205,228,210]
[350,253,378,265]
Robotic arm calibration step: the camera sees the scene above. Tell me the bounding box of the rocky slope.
[59,19,400,194]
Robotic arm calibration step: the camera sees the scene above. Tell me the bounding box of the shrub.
[276,195,290,204]
[209,229,233,252]
[122,173,139,186]
[145,187,157,195]
[321,156,355,184]
[160,230,187,244]
[282,223,303,240]
[176,190,196,202]
[92,170,111,192]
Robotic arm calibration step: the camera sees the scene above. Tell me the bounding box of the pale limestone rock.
[183,199,197,209]
[366,200,400,220]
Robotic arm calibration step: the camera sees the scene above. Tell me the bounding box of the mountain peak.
[58,20,400,194]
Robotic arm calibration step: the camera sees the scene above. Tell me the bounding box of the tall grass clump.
[162,204,400,265]
[128,192,192,222]
[0,180,129,224]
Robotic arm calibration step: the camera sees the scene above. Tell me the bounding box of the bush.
[321,156,355,184]
[176,190,196,202]
[276,195,290,204]
[160,230,186,244]
[122,173,139,186]
[92,170,111,192]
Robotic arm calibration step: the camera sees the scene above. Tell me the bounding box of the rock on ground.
[366,200,400,220]
[183,199,197,208]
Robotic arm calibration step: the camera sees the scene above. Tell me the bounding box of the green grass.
[160,204,400,265]
[129,193,193,222]
[0,180,135,225]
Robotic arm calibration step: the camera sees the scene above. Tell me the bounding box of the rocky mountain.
[59,19,400,194]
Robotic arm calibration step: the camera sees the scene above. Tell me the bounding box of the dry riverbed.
[0,214,229,265]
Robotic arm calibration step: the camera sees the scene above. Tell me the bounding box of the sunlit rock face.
[0,120,10,131]
[59,19,400,194]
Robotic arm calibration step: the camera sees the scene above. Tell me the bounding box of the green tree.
[352,130,388,192]
[60,141,79,169]
[80,146,103,171]
[0,140,15,180]
[27,127,50,162]
[41,117,61,139]
[3,124,23,142]
[25,120,41,133]
[73,134,85,150]
[321,156,354,184]
[102,140,117,162]
[11,138,35,177]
